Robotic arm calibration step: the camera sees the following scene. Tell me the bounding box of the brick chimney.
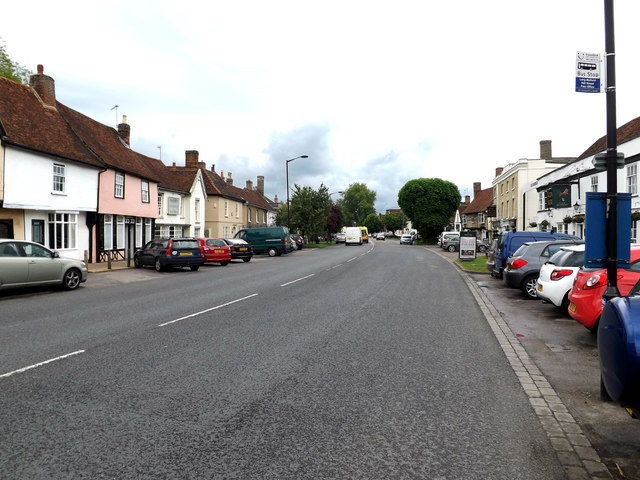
[29,64,56,108]
[495,167,503,177]
[257,176,265,196]
[246,180,253,190]
[473,182,481,198]
[210,165,215,172]
[465,195,471,204]
[274,194,279,203]
[117,115,130,146]
[226,172,233,185]
[540,140,552,160]
[185,150,199,168]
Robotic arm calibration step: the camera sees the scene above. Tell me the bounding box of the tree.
[397,178,460,241]
[0,39,32,84]
[363,212,382,234]
[290,183,332,242]
[338,183,376,226]
[382,212,405,235]
[326,204,344,237]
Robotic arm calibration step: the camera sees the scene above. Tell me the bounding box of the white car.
[536,244,585,314]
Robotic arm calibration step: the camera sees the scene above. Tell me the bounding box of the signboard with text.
[575,51,601,93]
[459,231,477,262]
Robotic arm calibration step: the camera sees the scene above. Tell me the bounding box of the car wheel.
[478,245,486,253]
[62,268,81,290]
[220,261,229,266]
[600,374,612,402]
[242,257,251,262]
[134,256,142,268]
[447,245,456,252]
[560,294,570,316]
[190,265,200,271]
[268,248,278,257]
[155,258,163,272]
[521,275,538,299]
[588,318,600,334]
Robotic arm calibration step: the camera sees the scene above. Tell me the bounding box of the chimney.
[226,172,233,185]
[465,195,470,204]
[185,150,199,168]
[257,176,265,195]
[198,161,206,169]
[246,180,253,190]
[211,164,215,172]
[495,167,503,177]
[220,170,224,178]
[29,64,56,108]
[473,182,481,198]
[171,162,177,169]
[117,115,130,146]
[274,194,279,204]
[540,140,552,160]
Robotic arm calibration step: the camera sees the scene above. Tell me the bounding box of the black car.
[291,234,304,249]
[134,237,204,272]
[223,238,254,262]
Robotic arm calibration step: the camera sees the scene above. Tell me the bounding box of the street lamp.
[286,155,308,230]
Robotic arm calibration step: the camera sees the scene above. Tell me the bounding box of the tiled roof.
[461,187,494,214]
[241,187,274,211]
[201,169,246,202]
[577,115,640,160]
[57,103,162,182]
[0,76,104,168]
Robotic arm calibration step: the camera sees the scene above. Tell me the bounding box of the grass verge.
[455,255,490,273]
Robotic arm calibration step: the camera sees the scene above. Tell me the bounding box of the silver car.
[0,239,88,291]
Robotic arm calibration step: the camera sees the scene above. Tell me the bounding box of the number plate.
[179,252,192,256]
[569,302,576,313]
[214,249,224,254]
[239,247,248,251]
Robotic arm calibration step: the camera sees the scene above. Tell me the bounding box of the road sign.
[575,51,601,93]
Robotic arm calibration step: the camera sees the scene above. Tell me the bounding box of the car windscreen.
[172,240,199,249]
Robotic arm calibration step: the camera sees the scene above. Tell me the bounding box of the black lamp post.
[286,155,308,230]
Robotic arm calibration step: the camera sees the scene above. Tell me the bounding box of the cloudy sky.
[3,1,640,212]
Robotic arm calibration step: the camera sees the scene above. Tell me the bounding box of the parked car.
[485,239,498,273]
[0,239,88,291]
[568,245,640,332]
[196,238,231,266]
[234,226,292,256]
[400,234,413,245]
[503,239,584,299]
[441,232,488,253]
[291,234,304,249]
[493,231,580,278]
[535,244,585,314]
[134,237,204,272]
[223,238,253,262]
[335,232,346,244]
[376,232,385,240]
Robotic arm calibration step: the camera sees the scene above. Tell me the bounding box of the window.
[478,213,485,224]
[506,181,509,193]
[141,180,149,203]
[145,219,152,243]
[48,213,77,249]
[104,215,113,250]
[168,197,180,215]
[512,178,515,191]
[195,199,201,222]
[53,164,65,193]
[235,203,239,218]
[158,194,163,216]
[223,225,230,237]
[248,208,252,223]
[116,216,125,249]
[627,164,637,195]
[115,172,125,198]
[179,196,184,217]
[135,218,143,248]
[32,219,45,245]
[632,220,638,244]
[591,176,598,192]
[461,215,467,225]
[224,200,229,217]
[506,200,509,218]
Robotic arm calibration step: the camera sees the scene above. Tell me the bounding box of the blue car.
[134,237,204,272]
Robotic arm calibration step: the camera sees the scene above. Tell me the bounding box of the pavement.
[87,260,134,273]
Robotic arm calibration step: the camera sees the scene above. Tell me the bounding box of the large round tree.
[397,178,460,241]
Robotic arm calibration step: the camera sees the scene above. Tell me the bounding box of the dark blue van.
[492,231,580,278]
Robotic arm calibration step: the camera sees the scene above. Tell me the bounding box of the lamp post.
[286,155,308,230]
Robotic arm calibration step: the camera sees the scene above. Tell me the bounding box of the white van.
[345,227,363,246]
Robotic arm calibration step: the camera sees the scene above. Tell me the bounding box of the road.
[1,241,575,478]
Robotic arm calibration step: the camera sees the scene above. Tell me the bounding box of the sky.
[3,1,640,213]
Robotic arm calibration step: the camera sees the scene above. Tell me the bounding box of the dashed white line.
[0,350,85,379]
[158,293,259,327]
[280,274,315,287]
[325,264,344,271]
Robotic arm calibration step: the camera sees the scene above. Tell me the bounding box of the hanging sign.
[575,51,602,93]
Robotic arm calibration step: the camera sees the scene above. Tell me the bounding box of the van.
[359,226,369,243]
[233,226,292,257]
[493,231,580,278]
[345,227,363,246]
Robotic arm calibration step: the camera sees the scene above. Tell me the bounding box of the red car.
[568,245,640,332]
[196,238,231,266]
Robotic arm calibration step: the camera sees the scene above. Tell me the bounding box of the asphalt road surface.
[2,241,570,478]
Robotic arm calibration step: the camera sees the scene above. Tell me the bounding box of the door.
[0,219,14,239]
[32,220,45,245]
[22,242,62,284]
[0,241,28,286]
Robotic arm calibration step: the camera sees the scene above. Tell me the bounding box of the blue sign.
[576,51,602,93]
[585,192,631,268]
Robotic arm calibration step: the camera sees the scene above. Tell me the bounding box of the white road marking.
[0,350,85,379]
[325,264,344,271]
[280,274,315,287]
[158,293,259,327]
